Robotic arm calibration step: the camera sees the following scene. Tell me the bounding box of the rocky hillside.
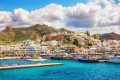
[0,24,73,44]
[57,28,73,33]
[100,32,120,40]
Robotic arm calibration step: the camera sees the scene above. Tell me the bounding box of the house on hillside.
[23,40,35,46]
[0,45,11,53]
[59,32,68,35]
[78,38,84,45]
[93,39,101,45]
[45,40,61,46]
[109,45,117,53]
[50,33,58,36]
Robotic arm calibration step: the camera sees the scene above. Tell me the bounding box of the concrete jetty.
[0,63,63,70]
[0,57,20,60]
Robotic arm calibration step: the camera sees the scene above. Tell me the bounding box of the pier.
[0,57,20,60]
[0,63,63,70]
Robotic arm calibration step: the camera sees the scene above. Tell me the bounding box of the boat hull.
[107,58,120,64]
[78,58,98,63]
[51,57,61,60]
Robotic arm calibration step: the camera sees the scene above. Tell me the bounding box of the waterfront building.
[46,50,55,55]
[55,50,65,54]
[14,45,41,56]
[110,45,117,54]
[75,48,84,54]
[0,45,12,54]
[63,46,75,53]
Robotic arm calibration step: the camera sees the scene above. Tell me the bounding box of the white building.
[78,38,84,45]
[50,33,58,36]
[14,46,41,56]
[45,40,60,46]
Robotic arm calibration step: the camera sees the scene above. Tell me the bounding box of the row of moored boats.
[51,53,120,63]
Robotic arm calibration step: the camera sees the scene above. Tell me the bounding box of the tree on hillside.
[87,43,92,46]
[0,51,3,57]
[66,36,70,41]
[93,34,99,39]
[85,31,90,36]
[73,39,78,45]
[40,37,43,43]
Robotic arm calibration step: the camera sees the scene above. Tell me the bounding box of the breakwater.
[0,63,63,70]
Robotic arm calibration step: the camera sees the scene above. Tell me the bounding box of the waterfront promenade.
[0,63,63,70]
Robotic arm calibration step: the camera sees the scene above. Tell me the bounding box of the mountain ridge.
[100,32,120,40]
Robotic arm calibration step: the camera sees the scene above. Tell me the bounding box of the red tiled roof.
[77,48,83,50]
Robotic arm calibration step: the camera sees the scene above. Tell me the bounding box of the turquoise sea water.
[0,59,120,80]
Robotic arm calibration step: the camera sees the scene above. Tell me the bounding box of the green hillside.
[57,28,74,33]
[0,24,73,45]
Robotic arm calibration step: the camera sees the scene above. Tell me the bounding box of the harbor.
[0,0,120,79]
[0,58,120,80]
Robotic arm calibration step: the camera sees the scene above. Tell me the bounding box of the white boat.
[27,57,49,62]
[107,54,120,63]
[1,63,8,67]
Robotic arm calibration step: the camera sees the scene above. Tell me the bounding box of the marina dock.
[98,60,107,62]
[0,63,63,70]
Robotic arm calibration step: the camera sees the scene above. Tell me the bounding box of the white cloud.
[65,2,101,28]
[0,11,12,23]
[30,4,65,22]
[94,0,120,27]
[0,0,120,34]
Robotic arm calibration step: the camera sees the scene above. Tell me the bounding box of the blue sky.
[0,0,120,34]
[0,0,89,12]
[0,0,119,12]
